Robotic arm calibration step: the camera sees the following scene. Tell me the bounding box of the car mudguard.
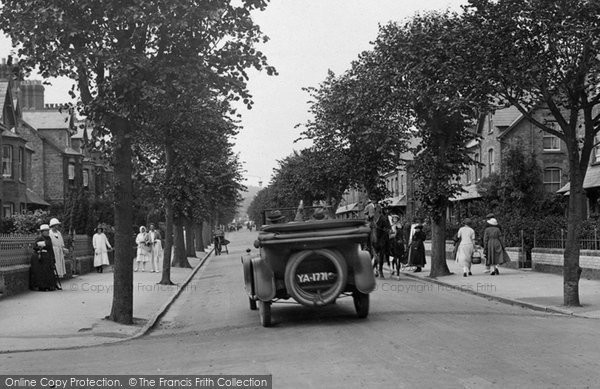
[242,256,255,298]
[251,256,276,301]
[353,250,376,294]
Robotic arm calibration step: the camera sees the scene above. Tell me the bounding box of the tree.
[370,12,489,277]
[0,0,274,323]
[300,54,411,200]
[464,0,600,305]
[270,147,350,211]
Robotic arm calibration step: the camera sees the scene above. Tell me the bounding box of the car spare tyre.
[284,248,348,307]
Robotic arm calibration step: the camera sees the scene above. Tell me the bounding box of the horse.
[369,210,391,278]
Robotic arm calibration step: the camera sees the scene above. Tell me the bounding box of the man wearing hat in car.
[49,218,68,278]
[267,210,286,224]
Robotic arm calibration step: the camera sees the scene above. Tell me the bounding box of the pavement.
[392,258,600,319]
[2,241,599,354]
[0,250,212,353]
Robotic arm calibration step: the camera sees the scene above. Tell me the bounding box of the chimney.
[20,80,45,110]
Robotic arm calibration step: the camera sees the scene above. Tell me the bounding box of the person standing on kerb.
[93,225,112,273]
[30,224,59,291]
[48,218,68,278]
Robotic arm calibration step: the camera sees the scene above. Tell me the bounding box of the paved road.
[2,230,599,388]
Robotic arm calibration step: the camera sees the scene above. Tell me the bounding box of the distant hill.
[238,185,262,219]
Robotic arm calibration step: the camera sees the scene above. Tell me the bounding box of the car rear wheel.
[353,291,369,318]
[258,300,271,327]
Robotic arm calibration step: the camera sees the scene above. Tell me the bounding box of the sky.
[0,0,465,188]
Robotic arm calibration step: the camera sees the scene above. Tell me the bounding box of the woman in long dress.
[455,218,476,277]
[135,226,151,272]
[93,226,112,273]
[49,218,68,278]
[407,224,426,272]
[484,218,509,275]
[30,224,59,291]
[149,223,163,273]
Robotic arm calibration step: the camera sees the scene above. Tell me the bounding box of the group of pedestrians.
[134,224,164,272]
[454,214,511,277]
[30,218,69,291]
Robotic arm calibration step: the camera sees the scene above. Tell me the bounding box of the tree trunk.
[172,218,192,268]
[194,223,204,251]
[564,159,584,306]
[429,214,451,277]
[108,119,134,324]
[158,197,174,285]
[185,218,196,257]
[158,138,175,285]
[203,221,211,249]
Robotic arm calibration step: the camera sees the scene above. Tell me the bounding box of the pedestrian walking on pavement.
[135,226,151,272]
[455,218,476,277]
[48,218,68,278]
[483,218,510,275]
[30,224,59,291]
[93,225,112,273]
[407,223,426,272]
[149,223,163,273]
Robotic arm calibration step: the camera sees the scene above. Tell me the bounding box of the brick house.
[0,66,49,217]
[450,105,572,219]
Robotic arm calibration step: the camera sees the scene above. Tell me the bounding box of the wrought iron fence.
[532,228,599,250]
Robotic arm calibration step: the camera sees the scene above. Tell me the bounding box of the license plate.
[296,272,336,284]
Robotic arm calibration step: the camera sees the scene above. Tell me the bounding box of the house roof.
[450,184,481,202]
[557,166,600,193]
[0,81,8,121]
[22,110,72,130]
[493,106,522,127]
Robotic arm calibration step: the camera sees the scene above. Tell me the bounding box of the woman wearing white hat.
[49,218,68,278]
[483,218,510,275]
[135,226,151,271]
[93,225,112,273]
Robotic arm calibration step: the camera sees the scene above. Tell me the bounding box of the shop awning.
[26,189,50,206]
[335,202,359,214]
[382,195,407,207]
[450,185,481,202]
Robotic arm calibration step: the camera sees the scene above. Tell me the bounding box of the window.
[394,177,399,195]
[2,145,12,178]
[544,168,562,193]
[83,169,89,188]
[68,162,75,181]
[488,148,495,174]
[594,135,600,164]
[20,203,27,213]
[475,153,482,182]
[543,134,561,151]
[400,174,405,195]
[2,203,14,218]
[465,167,471,184]
[18,147,25,181]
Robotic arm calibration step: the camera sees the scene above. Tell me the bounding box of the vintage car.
[242,214,376,327]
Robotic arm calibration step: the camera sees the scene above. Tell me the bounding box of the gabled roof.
[0,80,17,126]
[493,106,522,127]
[0,81,8,121]
[22,109,72,130]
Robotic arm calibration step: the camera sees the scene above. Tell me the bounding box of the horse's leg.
[377,251,384,278]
